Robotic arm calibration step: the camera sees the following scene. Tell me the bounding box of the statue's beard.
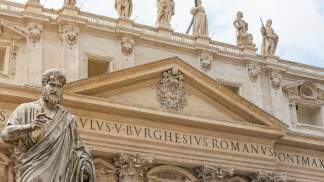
[42,90,62,105]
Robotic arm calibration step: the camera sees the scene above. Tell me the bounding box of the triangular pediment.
[0,18,27,40]
[65,57,286,138]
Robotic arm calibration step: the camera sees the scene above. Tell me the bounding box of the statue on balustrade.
[190,0,208,36]
[64,0,76,6]
[115,0,133,19]
[260,19,279,57]
[156,0,175,27]
[233,11,254,47]
[1,69,96,182]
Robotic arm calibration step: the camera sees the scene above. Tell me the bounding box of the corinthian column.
[115,153,153,182]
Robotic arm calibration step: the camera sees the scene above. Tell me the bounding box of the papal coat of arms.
[156,67,187,111]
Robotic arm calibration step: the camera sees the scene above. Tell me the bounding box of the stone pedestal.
[265,56,279,64]
[242,45,257,56]
[194,34,211,46]
[117,18,134,29]
[25,1,43,14]
[60,5,79,17]
[156,25,173,38]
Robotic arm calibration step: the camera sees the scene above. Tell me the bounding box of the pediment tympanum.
[65,57,285,138]
[0,18,26,40]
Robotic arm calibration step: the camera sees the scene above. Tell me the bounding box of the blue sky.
[11,0,324,68]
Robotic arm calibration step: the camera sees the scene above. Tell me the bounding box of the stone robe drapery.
[261,27,279,57]
[191,5,208,36]
[2,100,95,182]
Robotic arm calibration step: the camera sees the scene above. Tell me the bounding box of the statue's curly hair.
[41,69,66,87]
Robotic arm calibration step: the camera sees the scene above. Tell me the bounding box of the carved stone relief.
[27,0,40,4]
[147,165,196,182]
[59,25,79,47]
[200,53,213,70]
[121,36,134,56]
[94,158,117,182]
[194,165,234,182]
[250,170,289,182]
[114,153,153,182]
[156,67,187,112]
[283,81,324,107]
[247,64,260,82]
[27,23,42,44]
[270,72,282,90]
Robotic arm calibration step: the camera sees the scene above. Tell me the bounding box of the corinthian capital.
[194,164,234,182]
[114,153,153,182]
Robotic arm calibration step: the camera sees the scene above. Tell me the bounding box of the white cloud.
[8,0,324,67]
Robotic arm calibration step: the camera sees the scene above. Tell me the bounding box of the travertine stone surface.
[261,19,279,57]
[0,1,323,181]
[190,0,208,36]
[115,0,133,19]
[0,69,95,181]
[233,11,254,47]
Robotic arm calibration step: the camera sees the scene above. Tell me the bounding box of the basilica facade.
[0,0,323,181]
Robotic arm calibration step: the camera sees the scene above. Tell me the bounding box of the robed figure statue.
[156,0,175,27]
[1,69,96,182]
[115,0,133,19]
[261,19,279,57]
[233,11,254,47]
[190,0,208,36]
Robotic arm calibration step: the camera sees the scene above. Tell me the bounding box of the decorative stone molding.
[27,23,42,44]
[283,81,324,105]
[273,173,287,182]
[200,53,213,70]
[250,170,274,182]
[247,63,260,82]
[94,158,117,182]
[250,170,289,182]
[156,67,187,112]
[194,165,234,182]
[147,165,196,182]
[59,25,79,47]
[270,72,282,90]
[114,153,153,182]
[121,36,134,56]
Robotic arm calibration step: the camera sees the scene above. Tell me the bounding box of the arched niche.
[93,158,117,182]
[147,165,197,182]
[227,176,248,182]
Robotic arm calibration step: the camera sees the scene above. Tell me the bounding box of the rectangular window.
[0,47,6,72]
[87,57,109,78]
[296,103,322,126]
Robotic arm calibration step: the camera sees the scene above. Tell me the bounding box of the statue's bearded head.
[41,69,66,105]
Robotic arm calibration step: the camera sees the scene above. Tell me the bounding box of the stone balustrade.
[0,0,322,78]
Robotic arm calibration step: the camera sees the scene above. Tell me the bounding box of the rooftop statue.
[189,0,208,36]
[115,0,133,19]
[156,0,175,28]
[1,69,96,182]
[64,0,76,6]
[260,19,279,57]
[233,11,254,47]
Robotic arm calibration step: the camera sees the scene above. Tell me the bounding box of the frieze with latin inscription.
[0,109,323,171]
